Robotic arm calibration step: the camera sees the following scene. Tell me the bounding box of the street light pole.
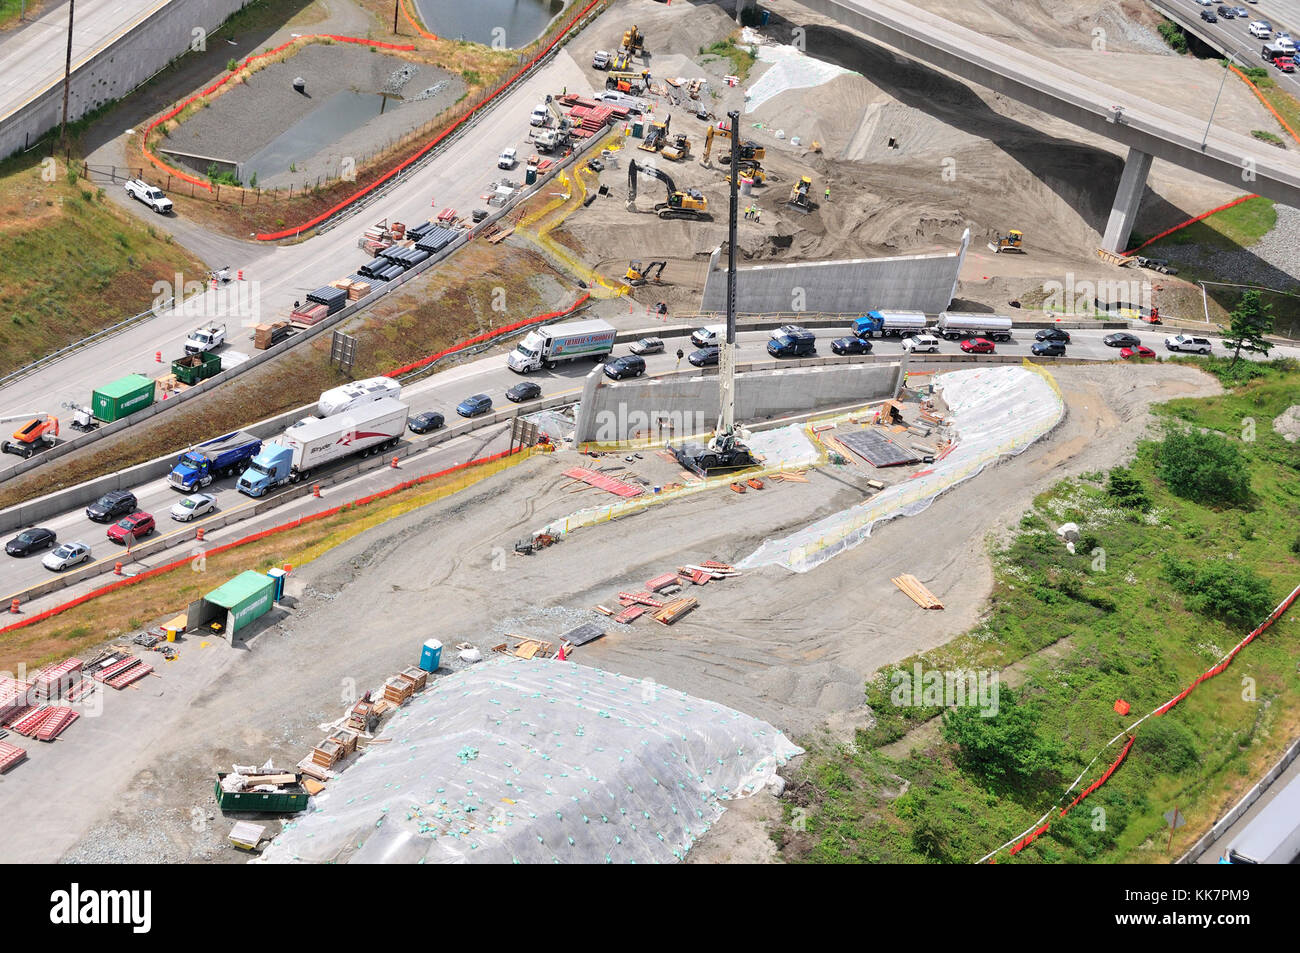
[60,0,75,151]
[393,0,400,35]
[1201,60,1231,151]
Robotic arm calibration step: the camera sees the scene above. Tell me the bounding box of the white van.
[1249,21,1272,39]
[529,104,549,127]
[690,324,725,347]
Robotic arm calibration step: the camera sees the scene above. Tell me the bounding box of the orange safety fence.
[143,35,417,192]
[254,0,604,240]
[384,293,590,377]
[1124,194,1257,256]
[400,0,438,40]
[1228,63,1300,144]
[0,445,527,637]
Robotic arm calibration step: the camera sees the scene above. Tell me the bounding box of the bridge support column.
[1102,147,1153,255]
[736,0,758,25]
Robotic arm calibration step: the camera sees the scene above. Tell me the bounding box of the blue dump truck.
[853,310,929,339]
[168,430,262,492]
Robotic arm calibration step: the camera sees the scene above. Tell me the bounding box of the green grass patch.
[781,363,1300,864]
[1159,20,1188,55]
[1252,129,1285,145]
[1146,196,1277,253]
[698,36,758,81]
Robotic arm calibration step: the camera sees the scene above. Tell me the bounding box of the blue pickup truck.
[168,431,262,492]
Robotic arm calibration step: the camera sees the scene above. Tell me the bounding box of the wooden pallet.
[891,574,944,610]
[653,598,699,625]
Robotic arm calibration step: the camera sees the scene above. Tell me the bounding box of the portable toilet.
[419,639,443,673]
[266,567,287,601]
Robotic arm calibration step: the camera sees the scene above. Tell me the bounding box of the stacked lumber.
[312,739,344,769]
[891,574,944,609]
[653,598,699,626]
[346,700,376,734]
[327,728,358,756]
[253,321,292,350]
[383,676,414,705]
[298,758,332,782]
[770,471,809,483]
[398,666,428,693]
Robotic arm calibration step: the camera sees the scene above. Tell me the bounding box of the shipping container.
[214,773,308,814]
[91,374,155,422]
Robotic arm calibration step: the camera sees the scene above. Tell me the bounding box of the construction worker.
[824,186,831,202]
[754,207,761,224]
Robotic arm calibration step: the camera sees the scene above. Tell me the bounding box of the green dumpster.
[171,351,222,386]
[214,773,308,814]
[91,374,155,422]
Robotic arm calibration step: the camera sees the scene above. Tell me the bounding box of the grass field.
[1141,196,1278,253]
[781,359,1300,864]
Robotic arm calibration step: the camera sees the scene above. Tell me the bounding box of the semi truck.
[237,398,408,497]
[317,376,402,417]
[168,430,262,491]
[853,310,929,339]
[507,319,617,373]
[935,312,1015,342]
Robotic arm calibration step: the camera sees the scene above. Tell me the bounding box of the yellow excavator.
[622,24,645,56]
[701,123,764,166]
[625,260,667,285]
[989,229,1025,253]
[787,175,814,214]
[627,159,709,220]
[726,159,766,186]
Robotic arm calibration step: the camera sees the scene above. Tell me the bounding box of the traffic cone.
[391,456,399,468]
[156,351,162,363]
[557,644,567,661]
[9,598,19,614]
[237,269,244,281]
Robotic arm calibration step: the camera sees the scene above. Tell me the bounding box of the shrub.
[227,58,239,72]
[1135,719,1200,774]
[1158,21,1187,54]
[1158,429,1250,506]
[1160,555,1274,627]
[1107,466,1150,510]
[941,689,1062,790]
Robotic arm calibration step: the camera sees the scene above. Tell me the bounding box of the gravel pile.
[1151,204,1300,289]
[412,80,451,102]
[383,63,419,97]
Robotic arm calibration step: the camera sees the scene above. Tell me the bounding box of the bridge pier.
[736,0,758,25]
[1102,147,1153,255]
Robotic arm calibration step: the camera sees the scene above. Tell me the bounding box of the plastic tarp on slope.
[739,365,1064,573]
[259,657,802,864]
[741,29,853,113]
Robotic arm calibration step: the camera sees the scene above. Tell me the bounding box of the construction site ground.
[4,362,1218,864]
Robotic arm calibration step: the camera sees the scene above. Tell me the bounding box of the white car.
[592,50,611,70]
[498,148,517,170]
[529,104,549,127]
[123,179,173,213]
[902,333,941,353]
[1249,22,1272,39]
[629,336,665,355]
[43,541,91,572]
[1196,0,1213,5]
[171,492,217,522]
[1165,334,1213,354]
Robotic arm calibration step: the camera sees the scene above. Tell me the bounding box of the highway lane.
[1152,0,1300,96]
[5,320,1297,596]
[0,0,171,123]
[0,50,597,445]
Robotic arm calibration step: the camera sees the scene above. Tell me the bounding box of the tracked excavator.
[701,123,764,166]
[627,159,710,220]
[625,260,667,285]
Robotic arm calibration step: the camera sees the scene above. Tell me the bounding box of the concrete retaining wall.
[1,0,251,160]
[574,358,904,442]
[698,229,969,316]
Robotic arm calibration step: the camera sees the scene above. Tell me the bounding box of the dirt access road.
[15,362,1216,863]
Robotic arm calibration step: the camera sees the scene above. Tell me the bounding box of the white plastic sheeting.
[742,29,853,113]
[259,657,802,864]
[740,365,1064,573]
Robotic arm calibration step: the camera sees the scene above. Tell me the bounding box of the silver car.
[43,541,91,572]
[171,492,217,522]
[629,336,665,356]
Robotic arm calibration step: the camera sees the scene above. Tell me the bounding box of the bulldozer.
[701,123,764,166]
[627,159,709,220]
[661,133,691,162]
[606,69,652,94]
[625,260,667,285]
[988,229,1024,253]
[0,412,59,458]
[787,175,814,214]
[621,24,645,56]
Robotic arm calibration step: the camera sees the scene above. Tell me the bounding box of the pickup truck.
[124,179,173,213]
[498,147,517,170]
[185,323,226,355]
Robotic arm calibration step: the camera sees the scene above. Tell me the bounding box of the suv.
[1216,5,1235,17]
[604,354,647,379]
[1249,21,1272,38]
[1202,9,1219,21]
[592,50,611,70]
[86,490,138,523]
[902,333,941,353]
[767,330,817,358]
[107,512,156,544]
[1030,340,1067,357]
[123,179,173,214]
[1035,327,1072,343]
[1165,334,1213,354]
[629,336,664,356]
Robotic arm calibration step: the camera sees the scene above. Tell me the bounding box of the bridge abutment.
[1102,147,1153,255]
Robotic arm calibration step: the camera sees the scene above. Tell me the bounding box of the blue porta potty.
[419,639,443,673]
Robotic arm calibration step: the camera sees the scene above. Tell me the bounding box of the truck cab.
[767,329,817,357]
[238,444,294,497]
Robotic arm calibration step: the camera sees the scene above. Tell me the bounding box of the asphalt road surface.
[1153,0,1300,96]
[4,321,1297,597]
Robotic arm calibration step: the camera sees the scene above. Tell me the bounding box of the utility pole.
[717,109,740,438]
[60,0,75,151]
[393,0,400,35]
[1201,61,1231,151]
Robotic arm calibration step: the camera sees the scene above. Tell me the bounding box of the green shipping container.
[171,351,222,386]
[91,374,156,422]
[214,774,308,814]
[204,570,277,635]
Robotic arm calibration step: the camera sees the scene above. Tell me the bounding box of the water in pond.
[242,89,400,183]
[413,0,566,48]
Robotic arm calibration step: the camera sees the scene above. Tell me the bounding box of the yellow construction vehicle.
[661,133,691,162]
[989,229,1024,253]
[625,260,667,285]
[627,159,709,220]
[612,49,633,72]
[701,123,764,166]
[621,24,644,56]
[787,175,814,214]
[726,159,766,186]
[606,69,651,94]
[639,114,671,153]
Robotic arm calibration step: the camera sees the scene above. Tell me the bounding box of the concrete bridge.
[740,0,1300,252]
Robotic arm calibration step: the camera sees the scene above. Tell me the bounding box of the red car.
[960,337,996,354]
[1120,345,1156,360]
[1274,57,1295,73]
[107,511,156,544]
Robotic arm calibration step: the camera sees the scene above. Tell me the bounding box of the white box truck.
[507,319,617,373]
[317,376,402,417]
[237,397,408,496]
[936,312,1014,342]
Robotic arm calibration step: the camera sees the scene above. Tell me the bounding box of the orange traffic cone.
[557,644,567,661]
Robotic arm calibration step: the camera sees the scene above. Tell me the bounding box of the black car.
[604,354,646,380]
[86,490,138,523]
[407,411,445,434]
[1034,327,1072,343]
[1216,5,1234,17]
[1030,340,1067,357]
[831,336,872,355]
[688,346,720,367]
[5,526,57,557]
[1202,9,1219,21]
[506,381,542,403]
[1104,332,1141,348]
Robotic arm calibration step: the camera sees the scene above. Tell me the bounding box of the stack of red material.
[568,104,616,138]
[290,303,329,326]
[34,707,79,741]
[94,656,153,690]
[10,706,52,736]
[563,467,644,497]
[613,605,646,625]
[31,659,82,700]
[0,676,30,724]
[0,741,26,774]
[560,94,630,121]
[617,591,663,608]
[645,572,682,593]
